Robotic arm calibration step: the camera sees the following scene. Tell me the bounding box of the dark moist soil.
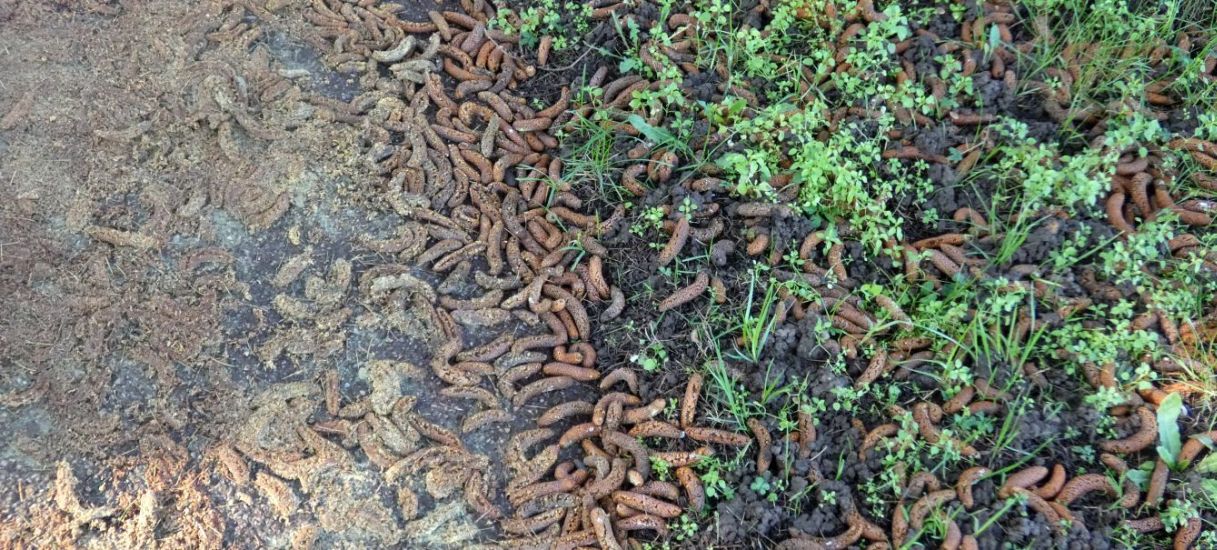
[546,1,1217,549]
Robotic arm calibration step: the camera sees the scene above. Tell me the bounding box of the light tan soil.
[0,2,547,548]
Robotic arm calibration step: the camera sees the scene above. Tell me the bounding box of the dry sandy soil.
[1,1,543,547]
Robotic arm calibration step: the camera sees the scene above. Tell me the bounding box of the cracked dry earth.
[1,1,615,548]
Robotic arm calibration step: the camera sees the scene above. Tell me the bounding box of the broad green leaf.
[627,114,676,148]
[988,24,1002,52]
[1155,393,1183,466]
[1126,468,1150,488]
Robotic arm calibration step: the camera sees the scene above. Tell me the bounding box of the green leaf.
[1197,454,1217,474]
[988,23,1001,52]
[1201,478,1217,498]
[1126,468,1150,488]
[626,114,677,148]
[618,57,640,74]
[1156,392,1184,467]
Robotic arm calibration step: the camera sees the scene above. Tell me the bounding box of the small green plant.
[664,397,680,421]
[829,385,865,414]
[1197,110,1217,141]
[651,456,673,481]
[1084,386,1128,412]
[749,475,785,504]
[1161,498,1199,533]
[630,339,669,373]
[696,457,736,500]
[491,1,592,51]
[631,205,667,238]
[670,513,700,541]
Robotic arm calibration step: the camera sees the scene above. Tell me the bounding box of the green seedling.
[631,339,668,373]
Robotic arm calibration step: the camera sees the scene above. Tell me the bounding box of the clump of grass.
[1019,0,1217,114]
[732,265,781,365]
